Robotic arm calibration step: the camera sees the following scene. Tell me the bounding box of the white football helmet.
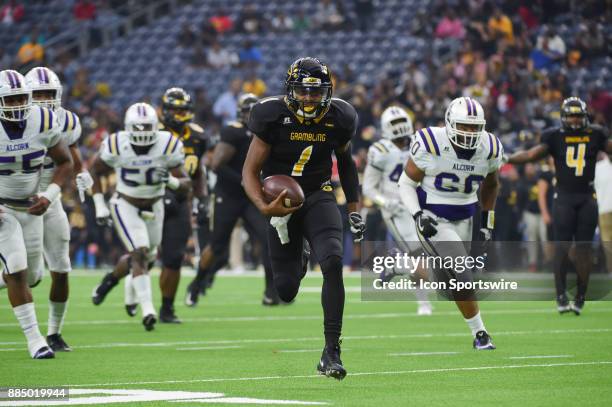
[24,67,63,111]
[445,97,486,149]
[381,106,413,141]
[124,102,159,146]
[0,70,32,122]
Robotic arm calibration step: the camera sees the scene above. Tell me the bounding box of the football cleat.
[262,293,280,306]
[33,346,55,359]
[473,330,496,350]
[159,306,181,323]
[142,314,156,331]
[125,303,138,317]
[571,297,585,316]
[557,294,571,314]
[92,273,118,305]
[317,342,347,380]
[46,334,72,352]
[185,280,200,307]
[417,301,433,316]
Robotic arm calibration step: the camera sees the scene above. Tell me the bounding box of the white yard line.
[62,361,612,388]
[508,355,573,360]
[0,328,610,352]
[389,351,461,356]
[176,346,243,351]
[1,307,611,328]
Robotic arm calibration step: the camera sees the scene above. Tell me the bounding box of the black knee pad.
[320,255,343,277]
[275,276,300,303]
[161,254,182,270]
[272,259,302,303]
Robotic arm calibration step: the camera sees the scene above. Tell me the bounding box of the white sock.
[132,274,155,317]
[124,274,136,305]
[414,287,429,303]
[464,311,486,337]
[48,301,67,336]
[13,303,47,357]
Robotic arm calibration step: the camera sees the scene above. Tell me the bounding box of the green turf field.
[1,270,612,406]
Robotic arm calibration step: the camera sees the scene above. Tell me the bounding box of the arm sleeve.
[247,101,273,144]
[362,146,386,205]
[487,133,505,173]
[67,114,82,146]
[335,144,360,204]
[398,170,422,216]
[99,135,118,167]
[409,133,433,172]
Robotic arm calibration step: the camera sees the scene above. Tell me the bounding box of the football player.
[24,66,91,352]
[185,93,278,307]
[91,89,211,324]
[0,69,73,358]
[398,97,503,350]
[508,97,612,314]
[90,103,190,331]
[362,106,432,315]
[243,57,365,380]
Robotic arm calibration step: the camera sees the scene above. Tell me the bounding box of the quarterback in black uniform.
[508,97,611,314]
[185,93,279,306]
[92,88,211,323]
[243,57,365,380]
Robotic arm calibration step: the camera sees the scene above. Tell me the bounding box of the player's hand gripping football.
[348,212,366,242]
[261,189,301,217]
[28,195,51,216]
[414,211,438,238]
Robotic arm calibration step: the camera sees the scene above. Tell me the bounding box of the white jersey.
[0,106,61,200]
[99,131,184,199]
[364,139,409,203]
[39,108,81,191]
[410,126,503,221]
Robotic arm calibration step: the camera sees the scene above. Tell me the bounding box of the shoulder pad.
[415,128,441,156]
[161,132,181,156]
[371,141,390,154]
[62,110,79,132]
[37,106,55,133]
[331,98,357,128]
[484,132,502,160]
[188,122,205,133]
[108,132,121,156]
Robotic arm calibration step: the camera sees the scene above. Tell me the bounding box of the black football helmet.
[285,57,332,121]
[237,93,258,124]
[560,97,588,131]
[161,87,194,130]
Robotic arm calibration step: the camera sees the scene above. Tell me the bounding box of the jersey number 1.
[291,145,313,176]
[566,143,586,176]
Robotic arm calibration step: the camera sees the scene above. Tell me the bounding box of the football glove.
[93,193,112,226]
[150,167,170,184]
[414,211,438,239]
[348,212,366,242]
[76,171,94,202]
[478,210,495,258]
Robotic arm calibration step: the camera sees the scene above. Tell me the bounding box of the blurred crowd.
[0,0,610,271]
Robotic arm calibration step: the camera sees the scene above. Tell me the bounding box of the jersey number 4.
[565,144,586,176]
[291,145,313,176]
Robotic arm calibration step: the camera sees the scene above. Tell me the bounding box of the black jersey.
[541,125,609,194]
[160,122,210,179]
[215,120,252,197]
[248,96,358,195]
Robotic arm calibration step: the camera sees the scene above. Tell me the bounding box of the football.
[262,175,305,208]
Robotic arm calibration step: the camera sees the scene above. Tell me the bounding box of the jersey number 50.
[434,172,485,193]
